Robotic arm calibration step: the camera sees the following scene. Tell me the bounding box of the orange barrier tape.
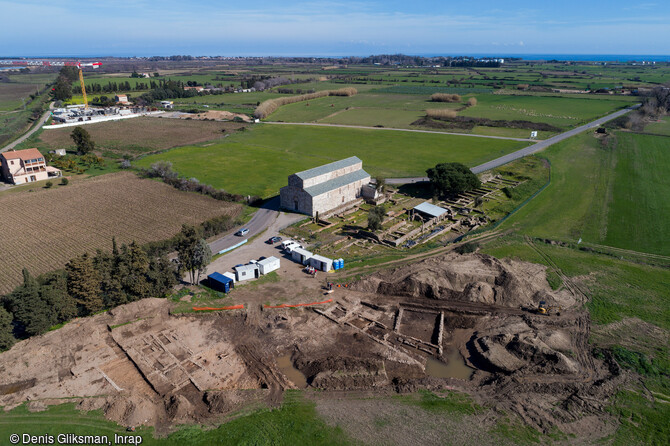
[264,299,333,309]
[193,304,244,311]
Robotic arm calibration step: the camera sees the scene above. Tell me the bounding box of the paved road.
[209,197,284,254]
[264,121,537,142]
[1,102,54,153]
[386,104,640,184]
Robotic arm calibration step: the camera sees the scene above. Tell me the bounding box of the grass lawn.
[499,131,669,256]
[268,92,461,124]
[601,132,670,255]
[643,116,670,136]
[135,124,529,198]
[458,94,631,128]
[0,84,41,111]
[0,392,350,445]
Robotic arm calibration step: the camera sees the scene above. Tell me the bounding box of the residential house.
[0,148,61,184]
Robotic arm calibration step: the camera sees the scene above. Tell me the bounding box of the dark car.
[267,236,282,244]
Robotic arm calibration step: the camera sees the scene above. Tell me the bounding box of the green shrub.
[456,242,479,254]
[45,181,53,188]
[60,178,69,186]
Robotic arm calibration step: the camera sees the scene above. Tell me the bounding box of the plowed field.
[0,172,241,294]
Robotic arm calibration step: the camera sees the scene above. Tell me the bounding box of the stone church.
[280,156,371,217]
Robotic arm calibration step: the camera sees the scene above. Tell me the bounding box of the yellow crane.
[75,62,102,110]
[0,59,101,109]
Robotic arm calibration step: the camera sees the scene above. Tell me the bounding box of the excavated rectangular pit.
[399,310,441,345]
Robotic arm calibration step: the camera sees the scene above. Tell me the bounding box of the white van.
[286,243,303,253]
[281,240,298,250]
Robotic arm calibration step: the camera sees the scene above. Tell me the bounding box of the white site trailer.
[291,247,313,265]
[309,254,333,272]
[258,256,280,275]
[234,264,259,281]
[222,271,237,283]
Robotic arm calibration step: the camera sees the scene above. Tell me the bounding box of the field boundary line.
[262,121,538,142]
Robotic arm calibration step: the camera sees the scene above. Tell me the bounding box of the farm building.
[280,156,371,217]
[309,254,333,272]
[258,256,280,275]
[234,264,259,282]
[291,248,313,265]
[0,148,61,184]
[207,272,234,293]
[114,94,129,104]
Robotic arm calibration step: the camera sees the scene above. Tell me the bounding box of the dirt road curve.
[1,102,54,153]
[385,104,640,184]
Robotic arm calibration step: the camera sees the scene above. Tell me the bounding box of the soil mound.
[353,252,576,309]
[297,356,388,390]
[183,110,252,122]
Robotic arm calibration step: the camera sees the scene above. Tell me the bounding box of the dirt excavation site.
[0,252,626,441]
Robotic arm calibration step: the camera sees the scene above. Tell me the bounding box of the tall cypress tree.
[39,271,76,323]
[11,269,54,336]
[66,254,103,316]
[122,242,151,300]
[0,307,14,351]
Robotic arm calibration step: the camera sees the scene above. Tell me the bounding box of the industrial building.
[280,156,371,217]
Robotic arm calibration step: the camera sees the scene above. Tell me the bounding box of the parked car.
[235,228,250,236]
[281,240,298,250]
[267,236,282,244]
[249,259,258,264]
[285,243,303,253]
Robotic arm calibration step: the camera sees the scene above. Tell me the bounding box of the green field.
[264,90,632,135]
[643,116,670,135]
[497,131,669,256]
[457,94,632,127]
[600,132,670,254]
[0,71,54,147]
[0,392,350,446]
[135,124,529,197]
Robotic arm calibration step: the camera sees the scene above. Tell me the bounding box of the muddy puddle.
[425,349,475,380]
[277,355,308,388]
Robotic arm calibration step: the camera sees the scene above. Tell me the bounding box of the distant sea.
[424,54,670,62]
[2,54,669,63]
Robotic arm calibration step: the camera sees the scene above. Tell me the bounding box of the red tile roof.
[1,148,44,161]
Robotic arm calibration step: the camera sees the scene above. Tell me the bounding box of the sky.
[1,0,669,57]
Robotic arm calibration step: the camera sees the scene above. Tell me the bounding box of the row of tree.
[0,239,176,349]
[0,224,216,352]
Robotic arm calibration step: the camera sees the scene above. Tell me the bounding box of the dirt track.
[0,252,625,440]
